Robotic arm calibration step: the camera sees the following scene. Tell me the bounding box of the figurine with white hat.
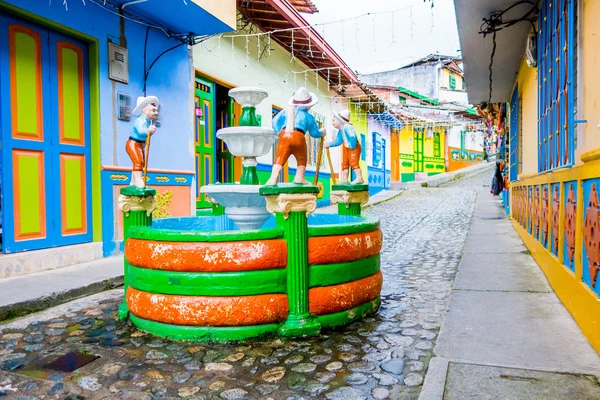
[265,87,325,186]
[127,95,159,188]
[324,109,364,184]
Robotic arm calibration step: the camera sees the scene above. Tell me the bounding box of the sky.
[303,0,461,75]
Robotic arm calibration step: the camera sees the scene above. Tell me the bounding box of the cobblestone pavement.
[0,170,493,400]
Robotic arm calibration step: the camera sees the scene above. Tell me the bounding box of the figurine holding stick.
[325,109,364,184]
[127,96,159,188]
[266,87,325,186]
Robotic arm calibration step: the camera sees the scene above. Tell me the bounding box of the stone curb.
[391,163,494,190]
[0,275,124,323]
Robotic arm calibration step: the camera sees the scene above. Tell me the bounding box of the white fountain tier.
[201,125,277,231]
[228,87,268,107]
[200,184,270,231]
[217,127,276,158]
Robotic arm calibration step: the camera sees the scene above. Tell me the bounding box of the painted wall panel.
[13,150,46,240]
[563,180,578,272]
[61,154,86,235]
[582,178,600,296]
[10,25,43,140]
[57,42,84,145]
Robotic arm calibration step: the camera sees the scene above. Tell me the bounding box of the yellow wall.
[515,56,539,177]
[192,0,236,29]
[399,125,414,156]
[440,68,464,90]
[579,0,600,163]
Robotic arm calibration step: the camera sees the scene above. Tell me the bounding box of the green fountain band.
[127,255,380,296]
[129,297,381,342]
[118,186,157,320]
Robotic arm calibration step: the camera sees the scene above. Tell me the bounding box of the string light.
[372,14,377,52]
[290,30,295,63]
[391,12,397,45]
[257,34,260,62]
[410,7,414,42]
[267,33,271,56]
[245,36,249,65]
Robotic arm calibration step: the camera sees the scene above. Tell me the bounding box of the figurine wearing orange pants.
[325,110,363,184]
[266,87,325,185]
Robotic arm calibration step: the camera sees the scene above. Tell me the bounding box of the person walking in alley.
[265,87,325,185]
[324,109,364,184]
[491,161,504,196]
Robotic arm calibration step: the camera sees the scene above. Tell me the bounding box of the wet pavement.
[0,170,492,400]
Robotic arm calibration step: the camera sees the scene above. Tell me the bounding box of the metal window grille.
[509,84,519,181]
[537,0,576,172]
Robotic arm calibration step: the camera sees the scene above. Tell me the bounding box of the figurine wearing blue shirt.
[127,96,159,188]
[265,87,325,186]
[324,109,364,184]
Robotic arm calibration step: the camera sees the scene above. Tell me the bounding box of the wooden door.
[390,130,399,181]
[0,14,91,253]
[194,77,215,209]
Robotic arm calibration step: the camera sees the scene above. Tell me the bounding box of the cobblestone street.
[0,170,493,400]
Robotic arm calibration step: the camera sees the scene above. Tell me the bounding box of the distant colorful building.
[366,82,485,183]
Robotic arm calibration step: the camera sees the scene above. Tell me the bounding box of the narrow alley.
[6,168,597,400]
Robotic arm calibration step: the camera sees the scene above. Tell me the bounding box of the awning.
[371,112,404,130]
[453,0,533,104]
[104,0,236,38]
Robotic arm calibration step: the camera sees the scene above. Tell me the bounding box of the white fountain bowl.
[228,87,269,107]
[200,185,271,231]
[217,127,277,158]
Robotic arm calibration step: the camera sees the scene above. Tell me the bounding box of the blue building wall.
[1,1,197,256]
[367,166,392,196]
[1,0,194,172]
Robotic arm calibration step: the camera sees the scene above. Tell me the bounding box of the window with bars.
[537,0,578,172]
[433,132,441,157]
[449,75,456,90]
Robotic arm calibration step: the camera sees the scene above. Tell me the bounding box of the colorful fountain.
[118,87,383,342]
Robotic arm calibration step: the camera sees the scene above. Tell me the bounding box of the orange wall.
[116,185,191,241]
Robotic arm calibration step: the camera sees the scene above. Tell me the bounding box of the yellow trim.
[195,69,235,89]
[512,220,600,355]
[512,159,600,187]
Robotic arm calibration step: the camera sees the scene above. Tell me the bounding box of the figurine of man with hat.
[265,87,325,186]
[325,109,364,184]
[127,95,159,188]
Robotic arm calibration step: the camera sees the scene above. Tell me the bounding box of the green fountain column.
[260,184,321,337]
[238,105,262,185]
[117,186,157,320]
[330,183,370,217]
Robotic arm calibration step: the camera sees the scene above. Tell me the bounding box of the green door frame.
[414,128,424,172]
[194,76,215,209]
